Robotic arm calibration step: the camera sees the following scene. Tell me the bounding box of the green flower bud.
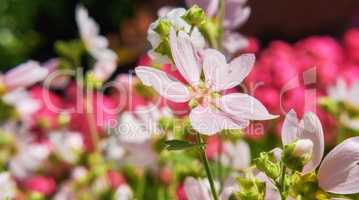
[236,177,266,200]
[282,139,313,171]
[182,5,206,26]
[254,152,281,179]
[189,99,199,108]
[291,172,320,199]
[154,20,172,37]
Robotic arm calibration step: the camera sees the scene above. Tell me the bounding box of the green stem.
[280,165,287,199]
[196,133,219,200]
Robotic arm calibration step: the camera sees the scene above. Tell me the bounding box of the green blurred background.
[1,0,359,69]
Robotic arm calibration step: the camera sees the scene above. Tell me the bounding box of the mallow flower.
[135,29,277,135]
[147,8,205,64]
[76,5,118,81]
[0,172,17,199]
[283,111,359,195]
[281,110,324,174]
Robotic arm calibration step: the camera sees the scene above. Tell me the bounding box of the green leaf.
[164,140,203,151]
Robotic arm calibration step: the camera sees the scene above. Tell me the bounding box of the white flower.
[10,140,51,179]
[328,79,359,108]
[49,131,84,163]
[147,8,205,64]
[222,140,251,170]
[114,184,133,200]
[0,172,17,199]
[2,88,41,121]
[76,5,118,81]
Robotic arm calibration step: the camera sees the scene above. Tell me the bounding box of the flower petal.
[255,172,282,200]
[224,1,251,30]
[184,177,211,200]
[4,61,48,90]
[189,105,249,135]
[169,29,201,86]
[202,51,255,91]
[135,66,191,102]
[318,136,359,194]
[202,49,228,91]
[281,109,299,145]
[222,53,255,90]
[216,93,278,121]
[297,112,325,174]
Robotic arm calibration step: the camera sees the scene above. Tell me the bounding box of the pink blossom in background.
[344,28,359,64]
[23,176,56,196]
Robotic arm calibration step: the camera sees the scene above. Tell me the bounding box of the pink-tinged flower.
[317,136,359,194]
[49,131,84,163]
[252,87,280,114]
[76,5,117,81]
[344,28,359,64]
[23,176,56,196]
[223,140,251,170]
[281,110,324,174]
[136,29,277,135]
[184,177,212,200]
[205,136,223,160]
[1,61,48,91]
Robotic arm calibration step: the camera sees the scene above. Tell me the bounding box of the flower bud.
[282,139,313,171]
[154,20,172,37]
[254,152,281,180]
[236,177,265,200]
[293,139,313,158]
[182,5,206,26]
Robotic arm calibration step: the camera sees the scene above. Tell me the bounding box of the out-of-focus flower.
[183,177,212,200]
[281,110,324,174]
[317,136,359,194]
[2,88,41,122]
[23,175,56,196]
[344,28,359,64]
[10,140,51,179]
[0,172,17,199]
[76,5,118,81]
[147,8,205,64]
[49,131,84,163]
[114,184,133,200]
[136,29,277,135]
[328,79,359,108]
[0,61,48,92]
[107,170,126,189]
[222,140,251,170]
[30,86,65,130]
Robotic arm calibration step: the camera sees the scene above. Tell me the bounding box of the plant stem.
[280,165,287,199]
[85,89,99,152]
[196,132,219,200]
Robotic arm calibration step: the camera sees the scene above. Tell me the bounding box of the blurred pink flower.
[344,28,359,64]
[23,176,56,196]
[136,29,276,135]
[107,170,126,189]
[30,86,65,130]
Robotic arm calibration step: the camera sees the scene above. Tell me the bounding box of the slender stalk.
[280,165,287,199]
[217,135,223,190]
[85,88,100,152]
[196,132,219,200]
